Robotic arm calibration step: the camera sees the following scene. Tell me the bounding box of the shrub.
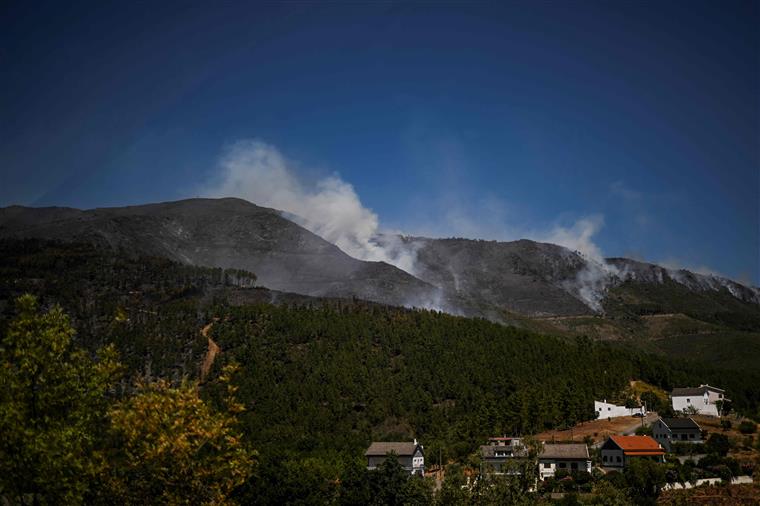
[720,419,732,431]
[705,433,730,456]
[738,420,757,434]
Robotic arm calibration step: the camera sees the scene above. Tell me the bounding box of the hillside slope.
[2,198,758,329]
[0,198,441,310]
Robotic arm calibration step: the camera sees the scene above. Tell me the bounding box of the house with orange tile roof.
[600,435,665,469]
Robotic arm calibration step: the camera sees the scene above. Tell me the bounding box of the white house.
[671,384,726,417]
[600,435,665,469]
[480,437,528,475]
[538,443,591,480]
[365,440,424,475]
[594,399,646,419]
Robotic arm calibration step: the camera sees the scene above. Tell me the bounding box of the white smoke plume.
[535,216,619,312]
[204,138,619,311]
[204,139,417,272]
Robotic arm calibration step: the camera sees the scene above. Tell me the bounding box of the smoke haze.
[203,139,623,310]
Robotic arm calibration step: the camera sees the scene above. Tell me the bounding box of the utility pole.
[641,401,646,430]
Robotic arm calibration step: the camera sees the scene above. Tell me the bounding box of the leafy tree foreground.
[0,296,255,505]
[1,240,759,504]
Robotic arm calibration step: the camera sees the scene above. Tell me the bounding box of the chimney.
[414,438,417,445]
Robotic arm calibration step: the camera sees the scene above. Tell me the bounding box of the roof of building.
[480,444,529,459]
[608,435,664,456]
[365,442,420,457]
[671,384,724,397]
[660,417,701,430]
[540,443,589,460]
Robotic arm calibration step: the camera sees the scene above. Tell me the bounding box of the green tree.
[369,454,409,506]
[0,294,121,505]
[738,420,757,434]
[401,475,434,505]
[705,433,730,456]
[338,457,372,506]
[624,458,666,501]
[588,480,634,505]
[104,364,256,505]
[435,465,470,506]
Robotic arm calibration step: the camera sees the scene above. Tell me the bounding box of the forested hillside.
[2,239,759,446]
[2,239,760,504]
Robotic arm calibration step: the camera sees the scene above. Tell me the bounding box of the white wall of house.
[671,394,719,416]
[538,459,592,480]
[594,400,645,419]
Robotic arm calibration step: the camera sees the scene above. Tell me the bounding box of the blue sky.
[1,1,758,283]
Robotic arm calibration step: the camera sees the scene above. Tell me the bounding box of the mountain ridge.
[1,197,758,324]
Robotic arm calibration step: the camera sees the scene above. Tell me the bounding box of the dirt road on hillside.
[200,321,220,381]
[535,412,659,446]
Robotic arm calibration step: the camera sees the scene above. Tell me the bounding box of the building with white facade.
[671,384,726,417]
[365,440,424,475]
[594,399,646,419]
[480,437,528,475]
[538,443,591,480]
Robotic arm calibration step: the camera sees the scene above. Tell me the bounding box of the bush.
[720,419,732,431]
[738,420,757,434]
[705,433,730,456]
[671,441,705,456]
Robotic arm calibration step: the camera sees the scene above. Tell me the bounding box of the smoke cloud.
[204,139,417,272]
[203,138,616,311]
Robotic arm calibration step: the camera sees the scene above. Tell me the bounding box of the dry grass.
[534,413,658,444]
[658,483,760,505]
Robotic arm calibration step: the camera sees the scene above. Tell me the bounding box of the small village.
[364,383,758,499]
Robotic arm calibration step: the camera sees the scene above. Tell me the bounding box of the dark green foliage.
[738,420,757,434]
[0,295,120,505]
[640,391,672,417]
[623,458,666,501]
[705,433,730,456]
[605,278,760,332]
[0,238,257,382]
[2,239,760,504]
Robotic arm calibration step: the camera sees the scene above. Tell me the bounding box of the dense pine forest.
[1,239,759,504]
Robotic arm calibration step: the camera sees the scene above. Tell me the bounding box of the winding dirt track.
[200,322,220,381]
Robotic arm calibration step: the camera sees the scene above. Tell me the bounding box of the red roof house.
[601,435,665,468]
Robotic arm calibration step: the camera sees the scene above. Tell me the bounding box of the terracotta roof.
[365,442,420,457]
[609,435,664,455]
[540,443,589,460]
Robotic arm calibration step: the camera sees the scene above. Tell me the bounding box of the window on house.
[687,398,690,403]
[543,463,550,468]
[571,463,578,470]
[559,463,566,468]
[616,456,621,463]
[603,456,608,462]
[689,434,695,439]
[607,407,611,411]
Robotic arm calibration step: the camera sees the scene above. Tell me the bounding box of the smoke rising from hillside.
[204,139,418,272]
[203,139,615,310]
